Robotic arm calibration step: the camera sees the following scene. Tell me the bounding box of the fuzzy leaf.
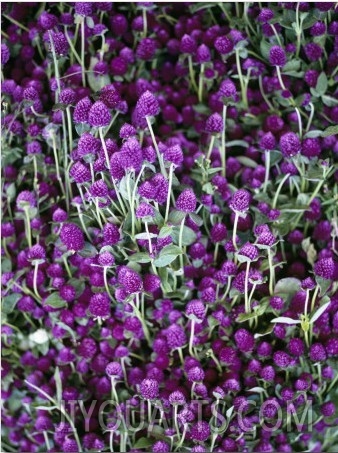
[168,210,186,225]
[236,156,257,168]
[172,225,197,246]
[44,293,67,309]
[310,300,331,324]
[153,245,182,267]
[271,317,301,325]
[134,232,157,240]
[274,278,301,296]
[128,253,151,264]
[133,438,154,449]
[2,294,21,314]
[188,213,203,227]
[158,225,173,239]
[316,72,328,96]
[322,125,338,138]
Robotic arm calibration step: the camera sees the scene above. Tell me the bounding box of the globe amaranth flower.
[135,90,160,119]
[73,97,92,124]
[89,292,110,318]
[165,324,187,350]
[229,189,250,213]
[140,378,159,400]
[88,101,111,128]
[314,258,335,280]
[190,421,211,442]
[205,112,223,134]
[49,32,69,56]
[117,266,143,294]
[214,36,234,55]
[269,46,287,67]
[60,223,85,251]
[279,132,301,158]
[176,189,197,213]
[234,328,255,353]
[1,44,10,65]
[106,362,123,379]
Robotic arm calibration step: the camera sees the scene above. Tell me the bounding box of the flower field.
[1,2,338,452]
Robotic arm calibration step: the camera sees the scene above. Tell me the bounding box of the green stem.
[188,55,199,94]
[272,173,291,209]
[221,105,227,177]
[206,135,216,161]
[33,262,42,301]
[62,255,72,279]
[244,261,251,313]
[81,18,86,87]
[146,117,166,177]
[198,63,205,103]
[188,319,196,358]
[178,217,185,271]
[232,211,240,250]
[164,164,174,224]
[24,207,32,248]
[235,49,247,108]
[305,103,315,133]
[263,150,270,193]
[99,127,110,170]
[268,248,275,295]
[110,377,119,403]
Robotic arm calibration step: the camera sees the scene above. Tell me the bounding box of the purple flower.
[205,112,223,134]
[314,258,335,279]
[269,46,287,66]
[105,362,123,379]
[140,378,159,400]
[136,202,155,219]
[49,32,69,56]
[136,37,157,61]
[75,2,93,16]
[89,292,110,318]
[190,421,211,442]
[88,101,111,128]
[180,34,197,54]
[69,162,91,184]
[309,343,327,362]
[196,44,211,63]
[1,44,10,65]
[238,243,258,261]
[176,189,197,213]
[279,132,301,157]
[260,132,276,151]
[73,97,92,124]
[165,324,187,350]
[214,36,234,55]
[60,223,85,251]
[152,441,170,453]
[135,90,160,118]
[234,328,255,353]
[229,189,250,213]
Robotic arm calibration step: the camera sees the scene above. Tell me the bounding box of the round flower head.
[279,132,301,158]
[186,300,206,321]
[98,251,115,267]
[63,439,79,453]
[205,112,223,134]
[314,258,335,280]
[89,292,110,318]
[140,378,159,400]
[60,223,85,251]
[16,191,36,211]
[165,324,187,350]
[49,32,69,56]
[143,274,161,293]
[269,45,287,67]
[164,144,183,167]
[260,132,276,151]
[70,162,91,184]
[180,34,197,54]
[120,123,137,139]
[273,351,291,367]
[106,362,123,379]
[168,390,186,405]
[90,180,109,198]
[188,366,205,382]
[152,441,170,453]
[27,244,46,261]
[309,343,327,362]
[26,141,42,155]
[214,36,234,55]
[190,421,211,442]
[135,90,160,118]
[238,243,258,261]
[73,97,92,124]
[176,189,197,213]
[288,338,305,357]
[229,189,250,213]
[75,2,93,16]
[234,328,255,353]
[88,101,111,128]
[1,44,10,65]
[102,223,120,245]
[117,266,143,293]
[196,44,211,63]
[59,88,76,105]
[320,402,335,417]
[77,133,101,158]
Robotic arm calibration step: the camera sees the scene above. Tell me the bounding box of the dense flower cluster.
[1,2,338,453]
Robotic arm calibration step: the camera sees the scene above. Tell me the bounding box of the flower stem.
[146,116,166,177]
[244,261,251,313]
[206,135,216,161]
[33,262,42,301]
[188,55,199,95]
[99,127,110,170]
[232,211,239,250]
[221,105,227,177]
[80,18,86,87]
[263,150,270,193]
[23,206,32,248]
[164,164,174,224]
[198,63,205,103]
[272,173,291,209]
[188,319,196,358]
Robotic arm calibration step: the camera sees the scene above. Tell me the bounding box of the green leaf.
[322,125,338,138]
[274,278,301,296]
[188,213,203,227]
[172,225,197,246]
[236,156,257,169]
[283,59,301,72]
[237,301,268,322]
[133,438,153,449]
[315,276,332,296]
[134,232,157,240]
[2,294,21,314]
[67,278,85,297]
[153,245,182,267]
[44,293,67,309]
[304,130,323,139]
[202,182,214,195]
[128,253,151,264]
[78,242,98,257]
[54,367,62,405]
[271,316,301,325]
[158,225,173,238]
[260,40,273,60]
[310,300,331,324]
[6,182,16,200]
[75,123,91,136]
[2,258,12,273]
[316,72,328,96]
[168,210,186,225]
